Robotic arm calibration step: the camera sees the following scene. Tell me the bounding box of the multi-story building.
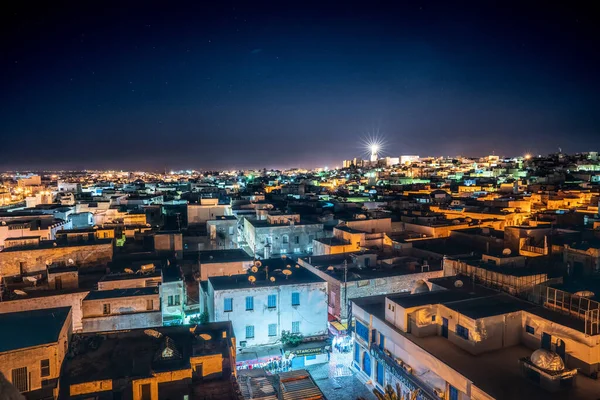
[202,258,328,354]
[243,213,324,258]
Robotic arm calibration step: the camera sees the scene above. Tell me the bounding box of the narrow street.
[306,346,376,400]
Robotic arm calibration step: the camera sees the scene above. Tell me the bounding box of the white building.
[202,258,328,353]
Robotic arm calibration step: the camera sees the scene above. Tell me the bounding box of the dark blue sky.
[1,1,599,170]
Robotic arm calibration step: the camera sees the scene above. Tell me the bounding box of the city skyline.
[2,2,599,170]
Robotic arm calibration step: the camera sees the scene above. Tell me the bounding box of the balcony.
[370,344,438,400]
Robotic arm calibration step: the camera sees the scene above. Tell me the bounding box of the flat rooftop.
[353,296,600,400]
[443,293,536,319]
[0,307,71,353]
[84,287,159,301]
[198,249,254,263]
[0,238,113,252]
[64,323,233,384]
[209,261,324,291]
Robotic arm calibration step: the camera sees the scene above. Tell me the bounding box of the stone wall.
[82,311,163,333]
[0,291,88,331]
[0,242,113,277]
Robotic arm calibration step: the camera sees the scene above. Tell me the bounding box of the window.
[103,304,111,315]
[291,292,300,306]
[268,323,277,336]
[246,325,255,339]
[432,315,436,322]
[282,235,289,244]
[267,294,277,308]
[306,354,317,361]
[525,325,535,334]
[376,360,384,385]
[354,344,360,363]
[168,296,174,306]
[379,332,385,350]
[146,299,153,310]
[456,324,469,340]
[55,276,62,290]
[246,296,254,311]
[295,236,300,244]
[224,298,233,312]
[292,321,300,334]
[40,359,50,378]
[12,367,28,392]
[174,295,180,306]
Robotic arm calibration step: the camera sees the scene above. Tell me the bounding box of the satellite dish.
[14,290,28,296]
[144,329,163,338]
[295,264,300,268]
[281,254,287,259]
[327,266,335,271]
[45,260,52,266]
[199,333,212,340]
[124,268,134,274]
[454,280,464,288]
[254,260,262,268]
[93,225,98,229]
[270,276,276,282]
[286,264,291,268]
[282,269,292,278]
[502,248,512,256]
[53,242,57,247]
[248,276,256,283]
[68,259,75,265]
[251,266,258,273]
[1,221,6,225]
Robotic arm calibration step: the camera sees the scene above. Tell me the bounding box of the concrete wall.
[199,260,253,282]
[154,233,183,258]
[210,282,328,348]
[247,223,324,257]
[187,204,231,225]
[82,311,163,333]
[345,218,392,234]
[82,293,160,318]
[97,276,161,290]
[161,280,185,323]
[0,242,113,277]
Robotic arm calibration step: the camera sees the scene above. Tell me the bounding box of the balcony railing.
[370,344,438,400]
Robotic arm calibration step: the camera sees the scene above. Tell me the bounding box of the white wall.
[211,282,328,348]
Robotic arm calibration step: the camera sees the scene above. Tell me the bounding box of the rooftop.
[0,307,71,353]
[0,238,113,252]
[443,293,535,319]
[209,259,324,291]
[198,249,254,264]
[64,323,234,384]
[84,287,159,301]
[353,296,600,400]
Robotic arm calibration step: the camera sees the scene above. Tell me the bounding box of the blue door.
[442,318,449,338]
[363,352,372,376]
[376,361,384,385]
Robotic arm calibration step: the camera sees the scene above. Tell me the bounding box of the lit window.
[292,321,300,334]
[291,292,300,306]
[267,294,277,308]
[224,298,233,312]
[246,325,255,339]
[246,296,254,311]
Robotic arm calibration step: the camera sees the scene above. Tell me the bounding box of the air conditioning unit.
[239,341,247,348]
[433,388,445,399]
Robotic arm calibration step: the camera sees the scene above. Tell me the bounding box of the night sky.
[1,1,599,171]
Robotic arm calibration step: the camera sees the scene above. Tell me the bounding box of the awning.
[330,321,348,333]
